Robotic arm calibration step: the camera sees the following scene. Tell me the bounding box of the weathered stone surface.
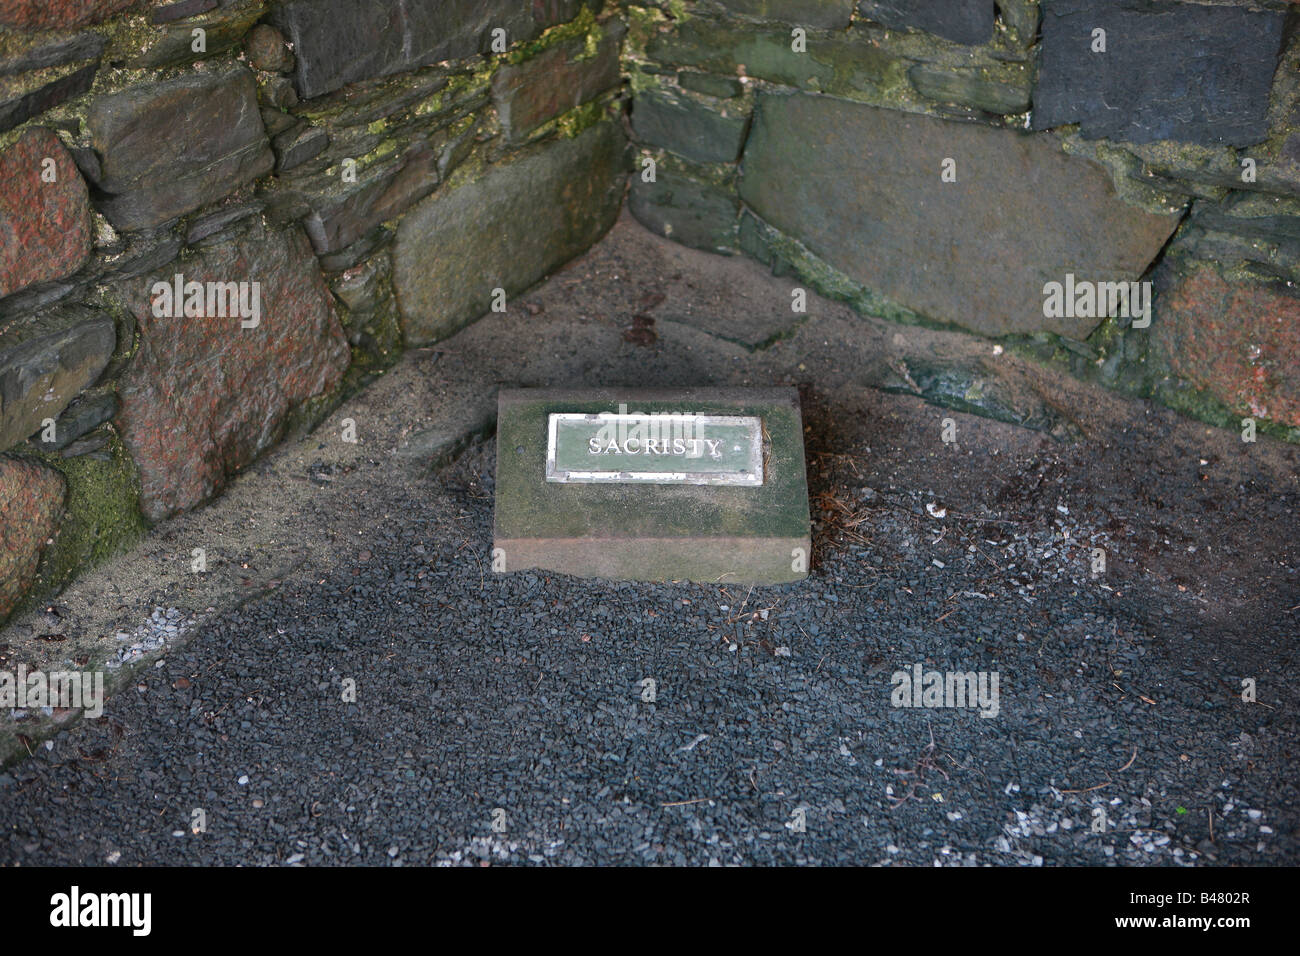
[393,120,626,345]
[491,18,623,142]
[738,93,1182,338]
[0,33,105,74]
[0,0,138,30]
[0,306,115,451]
[494,387,810,584]
[47,389,117,451]
[152,0,217,23]
[881,355,1077,438]
[245,22,294,73]
[315,228,390,274]
[714,0,854,30]
[858,0,994,45]
[261,75,298,110]
[998,0,1039,49]
[0,127,94,300]
[908,64,1029,115]
[302,143,440,255]
[1156,264,1300,429]
[1180,193,1300,284]
[259,105,297,137]
[115,225,350,521]
[631,88,748,164]
[647,14,905,95]
[184,202,263,245]
[1033,0,1287,147]
[0,62,99,134]
[630,168,738,254]
[272,0,536,100]
[130,0,267,69]
[0,455,64,622]
[677,71,742,99]
[88,68,273,231]
[272,124,328,172]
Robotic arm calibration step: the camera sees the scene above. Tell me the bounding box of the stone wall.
[625,0,1300,438]
[2,0,1297,624]
[0,0,629,623]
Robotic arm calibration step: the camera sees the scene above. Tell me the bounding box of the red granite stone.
[0,0,140,30]
[115,225,351,522]
[1158,264,1300,428]
[0,127,94,300]
[0,455,65,621]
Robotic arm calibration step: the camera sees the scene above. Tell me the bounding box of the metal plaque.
[545,412,764,485]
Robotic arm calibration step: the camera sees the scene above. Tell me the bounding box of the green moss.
[23,432,147,609]
[1155,379,1299,444]
[625,5,669,58]
[555,98,606,139]
[505,5,599,65]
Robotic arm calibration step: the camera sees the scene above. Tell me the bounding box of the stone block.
[88,68,273,231]
[494,387,811,584]
[0,127,94,300]
[738,92,1182,338]
[392,120,625,345]
[1033,0,1287,147]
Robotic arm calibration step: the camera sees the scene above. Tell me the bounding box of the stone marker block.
[494,387,811,584]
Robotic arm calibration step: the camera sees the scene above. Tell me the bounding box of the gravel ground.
[0,214,1295,866]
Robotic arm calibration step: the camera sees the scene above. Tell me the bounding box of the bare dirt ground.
[1,210,1295,865]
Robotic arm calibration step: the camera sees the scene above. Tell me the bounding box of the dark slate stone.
[47,390,117,451]
[69,146,102,184]
[0,33,105,74]
[302,143,441,255]
[184,203,264,245]
[858,0,994,45]
[0,307,115,452]
[1032,0,1287,147]
[534,0,602,29]
[630,89,749,164]
[0,63,98,135]
[99,234,184,281]
[316,226,393,273]
[88,68,274,231]
[271,0,536,100]
[130,0,266,69]
[0,279,87,322]
[57,432,110,457]
[259,106,297,137]
[677,72,743,99]
[272,125,328,173]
